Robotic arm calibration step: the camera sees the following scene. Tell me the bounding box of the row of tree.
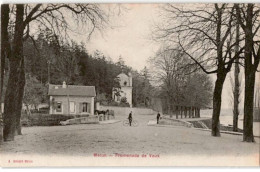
[149,46,213,114]
[152,3,260,142]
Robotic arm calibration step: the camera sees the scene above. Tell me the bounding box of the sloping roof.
[48,84,96,97]
[117,73,129,78]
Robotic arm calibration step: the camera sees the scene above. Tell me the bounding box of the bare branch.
[178,37,217,74]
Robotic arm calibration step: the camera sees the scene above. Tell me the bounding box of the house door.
[70,102,75,113]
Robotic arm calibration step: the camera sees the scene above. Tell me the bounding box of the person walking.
[157,112,161,124]
[128,111,133,126]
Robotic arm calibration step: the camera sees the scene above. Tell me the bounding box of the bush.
[38,107,49,113]
[119,102,130,107]
[107,100,130,107]
[120,97,127,104]
[108,101,119,106]
[21,113,75,126]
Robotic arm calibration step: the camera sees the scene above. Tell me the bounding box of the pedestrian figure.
[128,111,133,126]
[157,112,161,124]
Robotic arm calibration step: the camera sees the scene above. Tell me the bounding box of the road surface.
[0,113,259,166]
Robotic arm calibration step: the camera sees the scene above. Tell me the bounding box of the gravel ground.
[0,114,259,166]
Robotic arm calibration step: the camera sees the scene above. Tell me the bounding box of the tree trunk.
[0,4,10,143]
[167,95,172,117]
[242,4,255,142]
[243,70,255,142]
[176,106,178,119]
[232,67,240,132]
[26,105,32,116]
[212,73,226,137]
[233,12,240,132]
[15,58,25,135]
[3,4,25,141]
[3,59,21,141]
[180,106,183,118]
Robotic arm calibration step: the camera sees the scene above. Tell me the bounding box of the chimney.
[62,81,67,88]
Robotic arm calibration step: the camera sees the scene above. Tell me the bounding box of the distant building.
[48,81,96,115]
[112,72,133,107]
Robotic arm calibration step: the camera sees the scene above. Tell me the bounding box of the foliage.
[120,97,127,104]
[22,32,155,107]
[0,3,122,141]
[23,74,47,108]
[132,68,153,107]
[106,100,130,107]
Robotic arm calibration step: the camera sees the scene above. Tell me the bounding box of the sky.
[69,3,259,110]
[76,4,231,109]
[75,4,160,72]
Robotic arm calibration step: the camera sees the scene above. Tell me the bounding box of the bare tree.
[153,4,244,136]
[0,4,11,143]
[1,4,112,141]
[233,10,241,132]
[235,3,260,142]
[228,67,242,132]
[149,46,187,116]
[149,45,212,117]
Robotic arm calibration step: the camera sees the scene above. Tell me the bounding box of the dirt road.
[0,114,259,166]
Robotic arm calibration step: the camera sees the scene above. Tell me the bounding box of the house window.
[56,102,62,112]
[82,102,88,113]
[70,102,75,113]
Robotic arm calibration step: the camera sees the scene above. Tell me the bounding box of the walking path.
[0,114,259,166]
[164,115,260,137]
[99,119,121,124]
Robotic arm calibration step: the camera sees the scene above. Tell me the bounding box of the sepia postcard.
[0,2,259,167]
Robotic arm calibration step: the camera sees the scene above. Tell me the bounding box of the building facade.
[48,82,96,115]
[112,73,133,107]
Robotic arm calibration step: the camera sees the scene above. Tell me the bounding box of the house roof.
[48,84,96,97]
[117,73,129,78]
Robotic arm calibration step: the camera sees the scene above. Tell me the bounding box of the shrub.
[120,97,127,103]
[106,100,130,107]
[21,113,75,126]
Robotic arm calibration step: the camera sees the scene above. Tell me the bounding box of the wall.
[254,108,260,122]
[97,103,156,116]
[120,86,132,107]
[61,116,99,125]
[113,73,133,107]
[50,96,95,115]
[117,73,132,87]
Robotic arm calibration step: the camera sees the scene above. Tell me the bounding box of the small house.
[48,81,96,116]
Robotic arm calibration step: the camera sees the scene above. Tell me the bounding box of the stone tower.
[112,72,133,107]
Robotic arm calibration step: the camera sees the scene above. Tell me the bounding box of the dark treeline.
[13,30,153,107]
